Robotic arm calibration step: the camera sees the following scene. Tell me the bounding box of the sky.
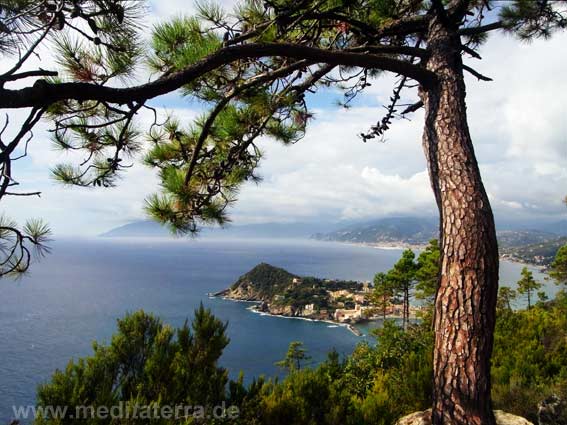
[2,1,567,236]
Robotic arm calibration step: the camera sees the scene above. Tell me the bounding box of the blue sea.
[0,237,553,422]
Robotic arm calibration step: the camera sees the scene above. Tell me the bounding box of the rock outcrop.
[395,410,533,425]
[538,394,567,425]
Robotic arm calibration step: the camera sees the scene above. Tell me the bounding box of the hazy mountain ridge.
[101,217,567,266]
[312,217,567,266]
[497,229,560,248]
[500,236,567,266]
[100,220,336,239]
[312,217,438,245]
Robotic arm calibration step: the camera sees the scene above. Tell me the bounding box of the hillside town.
[216,263,423,325]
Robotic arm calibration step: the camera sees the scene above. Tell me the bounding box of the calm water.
[0,237,553,422]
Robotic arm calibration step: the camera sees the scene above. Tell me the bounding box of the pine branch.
[459,21,503,36]
[463,64,493,81]
[0,43,438,110]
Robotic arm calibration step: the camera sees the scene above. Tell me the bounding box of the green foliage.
[372,272,395,319]
[35,305,229,424]
[245,321,433,425]
[369,242,439,324]
[340,321,433,424]
[256,366,336,425]
[387,249,417,293]
[386,249,417,327]
[0,215,51,277]
[492,291,567,422]
[414,239,440,303]
[500,0,567,41]
[35,288,567,425]
[275,341,312,372]
[231,262,297,294]
[550,245,567,285]
[148,16,221,74]
[227,263,362,311]
[517,267,542,309]
[497,286,518,312]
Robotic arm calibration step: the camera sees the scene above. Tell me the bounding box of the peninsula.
[214,263,420,329]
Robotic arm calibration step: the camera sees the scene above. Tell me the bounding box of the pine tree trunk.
[404,287,410,330]
[420,18,499,425]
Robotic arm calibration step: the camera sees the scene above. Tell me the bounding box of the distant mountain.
[100,221,169,237]
[312,217,567,266]
[100,220,336,239]
[497,230,560,249]
[312,217,439,245]
[103,217,567,266]
[495,218,567,236]
[501,237,567,266]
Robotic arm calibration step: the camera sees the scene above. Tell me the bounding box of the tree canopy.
[35,305,230,424]
[550,245,567,286]
[516,267,542,310]
[34,288,567,425]
[275,341,312,372]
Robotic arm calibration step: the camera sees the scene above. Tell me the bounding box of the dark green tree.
[35,305,230,424]
[516,267,542,310]
[2,1,566,423]
[550,245,567,286]
[275,341,312,372]
[372,271,396,320]
[415,239,441,303]
[387,249,417,330]
[496,286,517,313]
[536,290,549,307]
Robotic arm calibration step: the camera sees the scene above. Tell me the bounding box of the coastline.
[245,304,365,336]
[210,294,424,337]
[210,294,366,336]
[320,240,548,271]
[499,254,549,272]
[329,240,427,251]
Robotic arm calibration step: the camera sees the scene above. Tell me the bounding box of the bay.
[0,237,553,422]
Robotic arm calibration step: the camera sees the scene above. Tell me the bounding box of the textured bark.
[403,286,410,330]
[420,18,499,425]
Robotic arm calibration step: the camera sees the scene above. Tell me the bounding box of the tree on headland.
[275,341,312,372]
[516,267,542,310]
[372,271,396,320]
[387,249,417,330]
[536,290,549,307]
[550,245,567,286]
[35,305,230,424]
[1,0,566,423]
[415,239,440,305]
[496,287,517,313]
